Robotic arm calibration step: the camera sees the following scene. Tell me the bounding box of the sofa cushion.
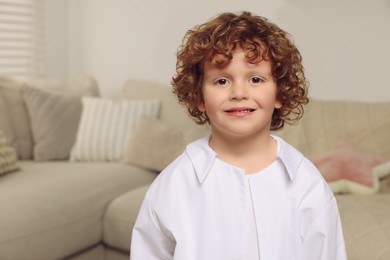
[103,185,150,252]
[70,97,160,162]
[337,194,390,260]
[105,249,130,260]
[66,245,105,260]
[123,116,209,172]
[0,76,100,160]
[0,89,15,149]
[0,161,157,260]
[274,100,390,193]
[274,100,390,158]
[22,86,83,161]
[310,141,390,194]
[26,76,100,97]
[0,77,33,159]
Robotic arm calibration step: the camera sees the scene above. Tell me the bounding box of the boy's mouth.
[224,107,256,114]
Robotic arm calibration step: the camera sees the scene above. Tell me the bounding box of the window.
[0,0,45,79]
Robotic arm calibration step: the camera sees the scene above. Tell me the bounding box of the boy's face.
[199,49,282,139]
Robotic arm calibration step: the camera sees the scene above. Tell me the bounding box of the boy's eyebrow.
[203,68,274,81]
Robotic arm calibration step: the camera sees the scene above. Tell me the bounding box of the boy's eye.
[250,77,263,84]
[216,78,228,85]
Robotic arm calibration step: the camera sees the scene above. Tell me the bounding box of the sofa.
[0,76,208,260]
[0,77,389,260]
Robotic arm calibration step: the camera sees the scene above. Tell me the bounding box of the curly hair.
[172,11,309,130]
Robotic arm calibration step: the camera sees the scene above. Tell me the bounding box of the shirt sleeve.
[130,193,176,260]
[302,197,348,260]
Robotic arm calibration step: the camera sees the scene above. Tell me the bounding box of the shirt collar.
[272,135,303,181]
[185,136,217,184]
[185,135,303,184]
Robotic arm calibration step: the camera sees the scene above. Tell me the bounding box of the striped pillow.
[70,97,160,162]
[0,129,19,175]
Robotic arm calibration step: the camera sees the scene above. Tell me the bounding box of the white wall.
[45,0,390,101]
[44,0,69,78]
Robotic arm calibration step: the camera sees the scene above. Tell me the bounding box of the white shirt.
[131,136,347,260]
[244,174,260,260]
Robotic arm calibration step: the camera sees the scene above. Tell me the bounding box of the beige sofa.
[0,77,206,260]
[1,77,390,260]
[0,77,156,260]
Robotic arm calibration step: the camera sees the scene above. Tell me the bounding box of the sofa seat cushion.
[337,194,390,260]
[0,161,156,260]
[103,184,150,252]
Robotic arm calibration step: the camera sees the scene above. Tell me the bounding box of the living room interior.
[0,0,389,259]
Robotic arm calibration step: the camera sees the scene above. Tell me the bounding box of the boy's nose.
[229,83,249,100]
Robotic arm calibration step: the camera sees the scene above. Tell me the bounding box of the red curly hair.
[172,11,309,130]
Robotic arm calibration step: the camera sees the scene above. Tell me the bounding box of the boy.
[131,11,347,260]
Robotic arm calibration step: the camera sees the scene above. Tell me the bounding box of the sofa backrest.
[274,99,390,157]
[121,79,209,132]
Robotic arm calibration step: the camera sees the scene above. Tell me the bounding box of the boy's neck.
[208,132,277,174]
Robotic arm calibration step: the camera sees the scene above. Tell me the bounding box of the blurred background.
[6,0,390,100]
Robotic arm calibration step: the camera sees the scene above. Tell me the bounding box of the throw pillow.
[0,77,33,159]
[70,97,161,162]
[0,90,15,149]
[0,76,100,160]
[123,116,209,172]
[0,130,19,175]
[310,140,390,194]
[22,86,83,161]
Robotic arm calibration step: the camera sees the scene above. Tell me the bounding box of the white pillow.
[70,97,160,162]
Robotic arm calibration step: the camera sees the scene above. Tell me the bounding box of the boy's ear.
[274,100,282,109]
[197,102,206,112]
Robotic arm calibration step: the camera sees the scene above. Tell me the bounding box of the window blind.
[0,0,45,79]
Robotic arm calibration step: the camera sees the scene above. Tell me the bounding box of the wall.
[45,0,390,101]
[44,0,69,78]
